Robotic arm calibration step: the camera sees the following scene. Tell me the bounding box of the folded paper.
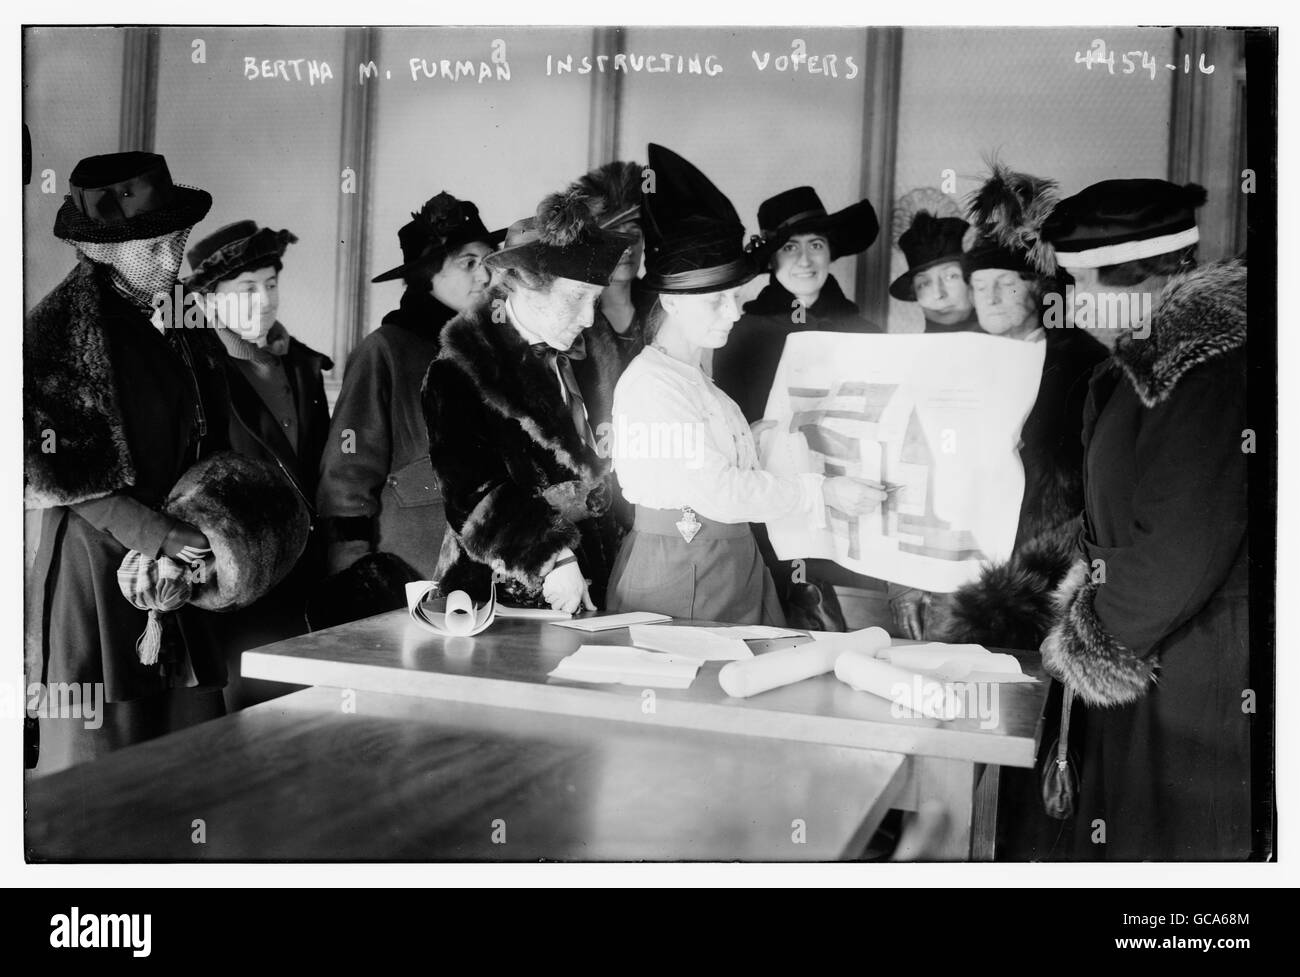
[548,645,702,689]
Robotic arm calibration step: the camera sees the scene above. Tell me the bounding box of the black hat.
[183,221,297,292]
[53,151,211,243]
[1042,179,1206,269]
[371,192,506,283]
[484,189,635,286]
[889,211,970,300]
[751,186,879,265]
[961,232,1042,280]
[640,143,756,294]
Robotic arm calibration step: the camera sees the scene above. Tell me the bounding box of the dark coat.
[194,326,333,696]
[713,275,882,424]
[1042,261,1251,860]
[926,328,1109,650]
[25,261,234,771]
[422,283,622,608]
[316,288,455,580]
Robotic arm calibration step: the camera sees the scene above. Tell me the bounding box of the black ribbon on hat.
[70,158,178,225]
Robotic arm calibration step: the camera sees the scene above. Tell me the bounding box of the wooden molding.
[118,27,159,153]
[856,27,904,323]
[587,27,624,170]
[329,27,379,381]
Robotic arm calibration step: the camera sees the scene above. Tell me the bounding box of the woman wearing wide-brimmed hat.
[605,145,884,625]
[712,185,882,426]
[314,192,503,626]
[24,152,307,772]
[182,221,333,706]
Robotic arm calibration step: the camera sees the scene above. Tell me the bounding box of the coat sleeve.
[1083,360,1248,657]
[612,367,825,525]
[423,358,580,590]
[316,333,393,547]
[71,493,180,558]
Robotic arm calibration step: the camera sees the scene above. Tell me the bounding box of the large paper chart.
[762,333,1046,593]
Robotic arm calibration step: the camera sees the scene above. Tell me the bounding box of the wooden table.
[25,686,906,862]
[243,613,1051,859]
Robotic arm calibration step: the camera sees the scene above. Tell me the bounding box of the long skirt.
[606,506,785,625]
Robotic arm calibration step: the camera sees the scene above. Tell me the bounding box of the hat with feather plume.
[484,187,635,286]
[965,159,1062,276]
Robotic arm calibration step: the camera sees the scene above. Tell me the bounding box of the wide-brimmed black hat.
[750,186,879,265]
[53,151,211,244]
[484,190,635,287]
[183,221,297,292]
[1042,179,1206,270]
[889,211,970,300]
[639,144,756,295]
[371,192,506,283]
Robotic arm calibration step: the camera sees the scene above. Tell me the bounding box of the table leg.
[970,763,1000,861]
[895,756,977,860]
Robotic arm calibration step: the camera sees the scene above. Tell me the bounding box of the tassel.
[136,611,165,666]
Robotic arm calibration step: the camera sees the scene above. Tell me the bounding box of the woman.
[1038,179,1251,860]
[606,145,884,625]
[713,185,881,424]
[315,192,502,625]
[422,194,633,613]
[890,210,980,333]
[183,220,332,706]
[24,152,302,772]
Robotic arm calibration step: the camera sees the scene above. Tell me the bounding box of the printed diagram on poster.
[761,332,1046,593]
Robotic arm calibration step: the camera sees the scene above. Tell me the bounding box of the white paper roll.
[717,627,890,699]
[834,650,959,721]
[443,590,477,636]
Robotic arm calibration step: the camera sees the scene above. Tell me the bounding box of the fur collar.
[24,259,137,508]
[435,284,608,483]
[1112,260,1247,408]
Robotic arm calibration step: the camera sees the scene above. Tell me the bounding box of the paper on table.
[548,645,701,689]
[405,582,496,637]
[627,625,755,662]
[550,612,672,632]
[835,650,960,721]
[887,643,1034,683]
[495,605,572,621]
[718,627,891,698]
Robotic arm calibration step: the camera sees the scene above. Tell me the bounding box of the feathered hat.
[965,160,1062,276]
[571,160,644,229]
[484,187,635,286]
[371,192,505,283]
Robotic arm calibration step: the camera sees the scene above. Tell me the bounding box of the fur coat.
[1046,261,1252,859]
[422,283,622,607]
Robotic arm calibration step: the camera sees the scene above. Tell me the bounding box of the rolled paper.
[718,627,890,699]
[834,650,959,721]
[443,590,477,636]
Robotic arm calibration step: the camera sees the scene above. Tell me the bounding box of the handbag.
[1041,686,1079,819]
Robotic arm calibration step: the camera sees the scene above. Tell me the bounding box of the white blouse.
[610,345,826,526]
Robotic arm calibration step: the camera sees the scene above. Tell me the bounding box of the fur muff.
[926,525,1078,651]
[1113,260,1247,408]
[164,452,309,610]
[1041,559,1159,707]
[24,259,136,508]
[305,552,421,631]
